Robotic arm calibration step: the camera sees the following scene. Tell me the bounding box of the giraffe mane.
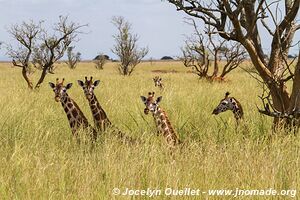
[232,97,244,116]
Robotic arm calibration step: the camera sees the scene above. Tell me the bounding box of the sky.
[0,0,194,60]
[0,0,299,61]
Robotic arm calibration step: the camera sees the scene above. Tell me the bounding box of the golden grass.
[0,61,298,199]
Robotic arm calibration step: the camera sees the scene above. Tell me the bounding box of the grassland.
[0,61,299,199]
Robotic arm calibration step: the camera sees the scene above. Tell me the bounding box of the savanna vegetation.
[0,61,298,199]
[168,0,300,129]
[1,0,299,199]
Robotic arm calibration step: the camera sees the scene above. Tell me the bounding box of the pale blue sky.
[0,0,194,60]
[0,0,299,60]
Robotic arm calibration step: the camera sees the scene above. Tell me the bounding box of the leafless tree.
[182,19,246,81]
[94,53,107,70]
[7,16,85,89]
[6,21,41,89]
[65,46,81,69]
[111,16,148,76]
[34,16,85,88]
[168,0,300,129]
[181,31,210,78]
[217,43,247,79]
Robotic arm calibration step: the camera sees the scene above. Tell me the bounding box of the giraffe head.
[77,76,100,100]
[153,76,162,87]
[140,92,162,115]
[49,78,73,102]
[212,92,243,118]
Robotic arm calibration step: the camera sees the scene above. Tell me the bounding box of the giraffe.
[78,77,137,144]
[49,78,97,141]
[153,76,164,90]
[212,92,244,122]
[140,92,180,147]
[77,76,111,132]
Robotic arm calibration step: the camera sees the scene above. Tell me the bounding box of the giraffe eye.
[221,102,227,105]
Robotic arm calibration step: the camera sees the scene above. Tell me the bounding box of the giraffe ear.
[93,80,100,86]
[65,83,73,90]
[156,96,162,103]
[140,96,147,103]
[49,82,55,89]
[77,80,84,87]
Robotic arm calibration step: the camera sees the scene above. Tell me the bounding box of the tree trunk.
[211,52,219,78]
[22,67,33,89]
[35,64,50,89]
[242,39,292,128]
[269,83,291,129]
[286,56,300,129]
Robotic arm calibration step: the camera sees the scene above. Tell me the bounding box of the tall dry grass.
[0,61,298,199]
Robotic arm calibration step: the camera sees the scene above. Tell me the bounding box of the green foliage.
[111,16,148,76]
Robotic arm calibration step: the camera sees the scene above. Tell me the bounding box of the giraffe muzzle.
[55,96,60,102]
[144,108,149,115]
[212,109,219,115]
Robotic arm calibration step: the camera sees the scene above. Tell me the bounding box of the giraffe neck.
[88,93,111,131]
[59,94,97,140]
[232,108,243,120]
[153,107,179,146]
[60,94,90,134]
[231,98,244,121]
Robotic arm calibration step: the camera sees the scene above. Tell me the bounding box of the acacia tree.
[94,53,107,70]
[6,21,41,89]
[7,16,85,89]
[168,0,300,128]
[111,16,148,76]
[65,46,81,69]
[182,19,246,81]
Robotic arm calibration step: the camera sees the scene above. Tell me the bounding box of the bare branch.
[181,18,245,80]
[168,0,300,129]
[6,16,86,89]
[111,16,148,76]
